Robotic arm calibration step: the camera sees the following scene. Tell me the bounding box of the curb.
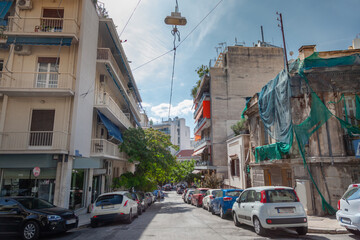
[308,227,348,234]
[78,223,90,229]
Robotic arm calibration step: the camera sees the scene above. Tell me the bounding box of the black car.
[0,197,78,240]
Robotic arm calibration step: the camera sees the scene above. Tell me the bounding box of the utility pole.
[276,12,289,72]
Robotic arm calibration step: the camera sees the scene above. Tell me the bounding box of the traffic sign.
[33,167,41,177]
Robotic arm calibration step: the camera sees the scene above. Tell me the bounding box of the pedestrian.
[157,190,161,201]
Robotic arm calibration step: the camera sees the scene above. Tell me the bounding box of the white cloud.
[151,99,193,118]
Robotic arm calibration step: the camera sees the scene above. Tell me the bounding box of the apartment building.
[0,0,144,211]
[192,44,284,178]
[244,42,360,215]
[152,117,191,153]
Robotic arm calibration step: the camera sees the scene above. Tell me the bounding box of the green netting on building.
[256,52,360,215]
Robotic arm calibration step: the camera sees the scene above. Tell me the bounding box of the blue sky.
[101,0,360,137]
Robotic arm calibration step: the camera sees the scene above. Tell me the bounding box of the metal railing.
[194,118,208,134]
[95,92,133,129]
[91,139,128,160]
[194,137,211,149]
[0,131,68,151]
[193,93,210,117]
[97,48,141,116]
[7,17,80,36]
[0,72,75,92]
[195,161,212,166]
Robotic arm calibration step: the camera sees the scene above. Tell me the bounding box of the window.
[41,9,64,32]
[226,191,242,197]
[95,194,123,206]
[344,96,359,126]
[0,59,3,78]
[0,199,19,213]
[230,158,240,177]
[343,187,360,200]
[36,57,59,88]
[246,190,256,202]
[29,110,55,146]
[239,191,248,203]
[266,189,298,203]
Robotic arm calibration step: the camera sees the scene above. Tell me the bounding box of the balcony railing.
[91,139,128,160]
[194,118,210,134]
[0,131,68,151]
[0,72,75,94]
[95,92,133,129]
[195,161,212,166]
[6,17,79,37]
[194,137,211,149]
[97,48,141,117]
[193,93,210,118]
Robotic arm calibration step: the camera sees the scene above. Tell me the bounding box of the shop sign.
[33,167,41,177]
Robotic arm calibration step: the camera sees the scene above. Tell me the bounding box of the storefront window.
[0,169,56,203]
[69,169,86,210]
[91,176,101,203]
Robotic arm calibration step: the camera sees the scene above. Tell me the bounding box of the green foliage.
[191,65,209,98]
[171,160,196,183]
[113,128,191,192]
[202,173,223,188]
[231,118,248,135]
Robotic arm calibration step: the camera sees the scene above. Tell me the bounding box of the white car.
[336,183,360,236]
[202,189,221,212]
[90,191,138,227]
[232,186,308,236]
[184,189,195,204]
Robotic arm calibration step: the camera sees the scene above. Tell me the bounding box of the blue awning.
[6,37,72,46]
[0,1,13,19]
[97,111,123,142]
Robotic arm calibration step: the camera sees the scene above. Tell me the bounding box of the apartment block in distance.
[0,0,144,211]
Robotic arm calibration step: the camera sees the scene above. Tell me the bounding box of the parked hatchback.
[232,186,307,236]
[0,197,78,240]
[211,189,243,218]
[203,189,221,212]
[191,188,209,207]
[91,191,138,227]
[336,183,360,235]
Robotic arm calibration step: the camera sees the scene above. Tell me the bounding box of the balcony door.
[29,110,55,147]
[41,9,64,32]
[36,57,59,88]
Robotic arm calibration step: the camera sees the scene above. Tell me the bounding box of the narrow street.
[32,191,354,240]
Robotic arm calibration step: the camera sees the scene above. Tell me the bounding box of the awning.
[0,0,13,19]
[192,170,201,174]
[7,37,73,46]
[97,111,123,142]
[192,147,206,156]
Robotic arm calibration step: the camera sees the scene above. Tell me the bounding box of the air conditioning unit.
[17,0,32,10]
[14,44,31,55]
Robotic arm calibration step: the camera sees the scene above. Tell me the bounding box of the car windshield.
[200,190,207,194]
[212,190,221,196]
[266,189,297,203]
[226,191,242,197]
[343,187,360,200]
[95,194,123,207]
[17,198,54,210]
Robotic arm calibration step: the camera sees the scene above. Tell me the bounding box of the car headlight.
[47,215,62,221]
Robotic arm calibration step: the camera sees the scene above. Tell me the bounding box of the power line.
[119,0,142,38]
[133,49,174,71]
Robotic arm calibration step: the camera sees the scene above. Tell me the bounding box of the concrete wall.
[70,0,99,157]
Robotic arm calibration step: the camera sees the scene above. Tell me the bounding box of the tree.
[231,118,248,135]
[202,173,223,188]
[191,65,209,98]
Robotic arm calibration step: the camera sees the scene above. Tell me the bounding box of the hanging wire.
[119,0,142,38]
[168,25,180,119]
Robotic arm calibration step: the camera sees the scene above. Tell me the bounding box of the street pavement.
[4,191,358,240]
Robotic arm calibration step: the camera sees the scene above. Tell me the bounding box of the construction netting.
[255,52,360,214]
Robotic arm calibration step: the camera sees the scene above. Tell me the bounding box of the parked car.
[0,197,78,240]
[202,189,221,212]
[182,189,189,202]
[191,188,209,207]
[145,192,153,206]
[232,186,308,236]
[153,190,165,199]
[135,192,148,212]
[147,192,156,203]
[185,189,195,204]
[130,192,143,216]
[211,189,243,218]
[336,183,360,235]
[90,191,138,227]
[162,184,172,191]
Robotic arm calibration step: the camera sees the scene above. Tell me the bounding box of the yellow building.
[0,0,144,211]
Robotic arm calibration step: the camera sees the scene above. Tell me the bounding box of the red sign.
[33,167,41,177]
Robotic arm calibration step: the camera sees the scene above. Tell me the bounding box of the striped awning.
[0,0,13,19]
[7,36,72,46]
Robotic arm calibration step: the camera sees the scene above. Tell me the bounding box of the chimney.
[298,45,316,60]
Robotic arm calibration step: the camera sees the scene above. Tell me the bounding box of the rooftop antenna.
[261,25,265,43]
[218,42,227,52]
[215,46,222,55]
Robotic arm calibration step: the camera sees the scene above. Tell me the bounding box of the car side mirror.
[236,198,241,203]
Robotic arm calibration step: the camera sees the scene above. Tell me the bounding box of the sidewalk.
[78,212,91,228]
[307,215,348,234]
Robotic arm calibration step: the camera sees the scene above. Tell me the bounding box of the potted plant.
[231,118,249,135]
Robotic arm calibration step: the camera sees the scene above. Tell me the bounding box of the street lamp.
[164,1,187,26]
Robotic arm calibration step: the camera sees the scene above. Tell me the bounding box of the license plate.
[66,219,77,225]
[277,208,295,213]
[341,218,351,224]
[102,205,114,209]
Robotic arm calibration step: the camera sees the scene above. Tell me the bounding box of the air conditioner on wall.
[17,0,32,10]
[14,44,31,55]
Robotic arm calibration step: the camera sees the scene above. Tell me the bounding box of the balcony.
[97,48,141,119]
[94,92,133,129]
[90,139,128,161]
[193,93,210,118]
[194,118,211,135]
[5,17,79,41]
[0,72,75,96]
[0,131,68,153]
[194,137,211,150]
[194,161,216,170]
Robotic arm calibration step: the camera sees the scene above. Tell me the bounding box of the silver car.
[202,189,221,212]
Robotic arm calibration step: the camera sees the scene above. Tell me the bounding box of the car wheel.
[347,229,360,235]
[138,208,142,216]
[125,210,133,224]
[220,206,226,219]
[208,205,212,212]
[233,212,241,227]
[90,220,98,228]
[253,217,267,236]
[22,221,39,240]
[296,227,308,236]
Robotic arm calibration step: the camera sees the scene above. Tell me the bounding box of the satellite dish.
[289,51,294,56]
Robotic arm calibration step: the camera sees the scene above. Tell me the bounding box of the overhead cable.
[119,0,142,38]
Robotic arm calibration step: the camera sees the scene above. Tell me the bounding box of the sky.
[100,0,360,137]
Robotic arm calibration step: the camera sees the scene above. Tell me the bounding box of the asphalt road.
[3,191,358,240]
